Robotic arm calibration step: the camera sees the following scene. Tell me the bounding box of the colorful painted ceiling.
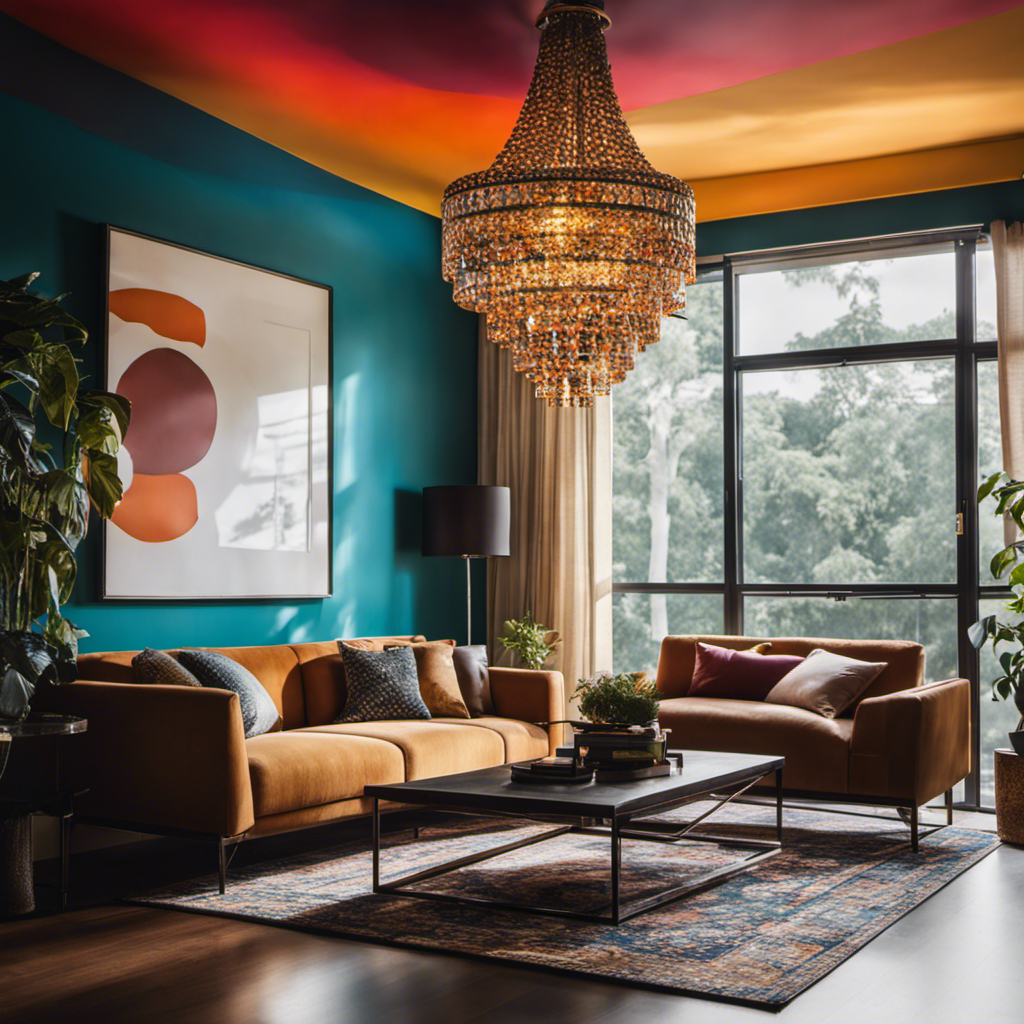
[3,0,1023,220]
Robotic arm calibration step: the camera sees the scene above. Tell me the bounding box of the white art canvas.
[103,227,332,598]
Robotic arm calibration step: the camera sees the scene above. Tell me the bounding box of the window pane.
[742,596,959,681]
[976,243,998,342]
[737,249,955,355]
[741,360,956,584]
[612,277,724,583]
[978,360,1005,584]
[978,599,1022,807]
[612,592,723,676]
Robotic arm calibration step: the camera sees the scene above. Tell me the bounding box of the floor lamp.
[422,485,510,645]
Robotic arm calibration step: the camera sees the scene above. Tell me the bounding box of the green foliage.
[573,671,661,727]
[0,274,129,718]
[969,473,1024,726]
[499,611,559,670]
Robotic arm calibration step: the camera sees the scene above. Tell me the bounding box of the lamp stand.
[464,555,472,646]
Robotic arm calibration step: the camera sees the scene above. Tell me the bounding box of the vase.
[1010,731,1024,757]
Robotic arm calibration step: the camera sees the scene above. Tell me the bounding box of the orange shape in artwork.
[109,288,206,346]
[111,473,198,542]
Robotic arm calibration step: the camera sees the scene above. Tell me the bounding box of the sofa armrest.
[488,667,565,755]
[849,678,970,805]
[46,681,255,837]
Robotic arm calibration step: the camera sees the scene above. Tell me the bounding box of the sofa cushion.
[452,645,492,716]
[246,732,405,817]
[336,646,431,722]
[131,648,201,687]
[766,649,887,719]
[656,635,924,708]
[429,717,549,762]
[385,641,469,719]
[298,721,506,779]
[291,636,427,727]
[179,649,282,738]
[688,642,804,700]
[658,696,853,792]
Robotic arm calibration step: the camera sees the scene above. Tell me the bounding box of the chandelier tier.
[441,0,696,408]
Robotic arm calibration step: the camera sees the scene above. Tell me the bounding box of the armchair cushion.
[688,642,803,700]
[765,648,886,719]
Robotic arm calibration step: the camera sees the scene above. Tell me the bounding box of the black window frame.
[612,225,1005,810]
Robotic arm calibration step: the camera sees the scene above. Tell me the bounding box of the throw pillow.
[746,642,773,654]
[132,648,201,687]
[765,648,887,719]
[178,649,281,738]
[335,645,431,723]
[452,645,492,717]
[384,641,469,719]
[687,642,804,701]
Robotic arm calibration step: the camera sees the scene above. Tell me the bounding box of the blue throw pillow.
[335,645,431,723]
[178,649,281,738]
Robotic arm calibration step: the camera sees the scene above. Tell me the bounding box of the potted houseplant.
[499,611,560,670]
[969,472,1024,755]
[0,273,129,722]
[572,670,662,728]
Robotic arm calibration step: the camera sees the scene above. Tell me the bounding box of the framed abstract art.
[102,226,332,599]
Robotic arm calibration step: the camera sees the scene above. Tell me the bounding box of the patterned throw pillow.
[384,640,470,719]
[178,649,281,738]
[335,645,431,723]
[132,648,201,687]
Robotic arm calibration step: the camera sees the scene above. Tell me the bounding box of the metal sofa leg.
[218,837,227,894]
[946,788,954,826]
[911,805,919,853]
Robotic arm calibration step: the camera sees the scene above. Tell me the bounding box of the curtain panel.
[993,220,1024,542]
[477,318,613,704]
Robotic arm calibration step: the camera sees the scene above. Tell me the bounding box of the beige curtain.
[478,318,613,706]
[993,220,1024,542]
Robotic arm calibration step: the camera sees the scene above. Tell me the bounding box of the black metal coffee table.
[365,749,784,925]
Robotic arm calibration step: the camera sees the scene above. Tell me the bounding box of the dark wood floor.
[2,810,1023,1024]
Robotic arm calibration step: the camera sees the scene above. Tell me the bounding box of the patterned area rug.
[129,802,997,1008]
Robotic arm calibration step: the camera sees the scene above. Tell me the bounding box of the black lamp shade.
[422,486,511,557]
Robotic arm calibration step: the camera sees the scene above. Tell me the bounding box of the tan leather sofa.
[43,636,564,887]
[656,635,971,849]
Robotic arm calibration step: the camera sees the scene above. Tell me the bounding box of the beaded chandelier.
[441,0,696,408]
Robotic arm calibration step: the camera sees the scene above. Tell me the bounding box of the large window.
[612,227,1006,808]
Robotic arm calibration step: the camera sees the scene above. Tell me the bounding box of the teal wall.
[0,17,481,652]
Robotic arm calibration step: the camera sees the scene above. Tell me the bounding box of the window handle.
[955,511,964,536]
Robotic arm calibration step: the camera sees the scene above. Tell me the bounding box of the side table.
[0,713,87,917]
[994,748,1024,846]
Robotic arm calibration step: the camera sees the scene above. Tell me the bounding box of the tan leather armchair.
[655,635,971,850]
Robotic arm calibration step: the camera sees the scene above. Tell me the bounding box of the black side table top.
[0,713,87,739]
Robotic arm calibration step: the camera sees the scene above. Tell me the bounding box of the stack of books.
[510,756,595,784]
[572,726,673,781]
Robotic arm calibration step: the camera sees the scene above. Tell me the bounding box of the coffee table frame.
[370,762,783,925]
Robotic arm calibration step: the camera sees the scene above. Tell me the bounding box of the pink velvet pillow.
[687,642,805,701]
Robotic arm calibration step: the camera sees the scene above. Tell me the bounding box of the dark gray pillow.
[452,645,492,717]
[335,646,431,723]
[132,648,201,687]
[178,649,281,738]
[765,648,886,719]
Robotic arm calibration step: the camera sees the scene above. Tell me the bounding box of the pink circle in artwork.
[116,347,217,474]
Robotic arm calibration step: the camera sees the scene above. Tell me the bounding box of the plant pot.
[1010,731,1024,757]
[0,812,34,918]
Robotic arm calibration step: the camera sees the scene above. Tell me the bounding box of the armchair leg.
[946,788,954,826]
[218,838,227,894]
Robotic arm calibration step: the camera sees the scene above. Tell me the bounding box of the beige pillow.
[764,648,886,718]
[384,640,469,719]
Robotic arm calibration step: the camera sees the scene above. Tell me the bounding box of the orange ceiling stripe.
[691,136,1024,224]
